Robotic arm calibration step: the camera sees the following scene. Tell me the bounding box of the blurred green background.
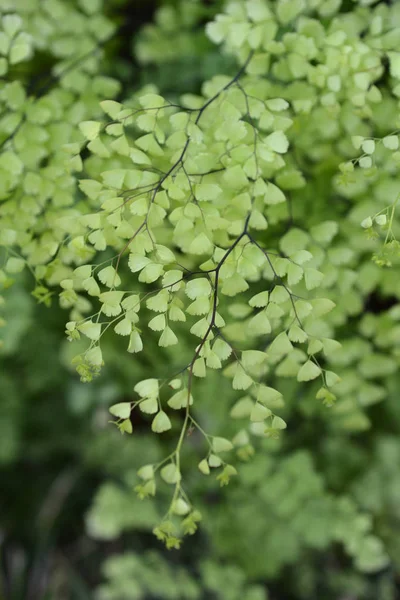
[1,1,400,599]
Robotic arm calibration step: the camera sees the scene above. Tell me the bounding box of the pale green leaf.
[257,386,283,407]
[128,330,143,353]
[159,326,178,347]
[98,266,121,288]
[383,135,399,150]
[79,120,101,141]
[172,498,190,516]
[250,402,272,422]
[268,332,293,356]
[161,463,180,484]
[265,131,289,153]
[114,318,132,336]
[241,350,267,369]
[86,346,103,366]
[198,459,210,475]
[78,320,101,341]
[249,291,269,307]
[151,411,172,433]
[149,314,166,332]
[213,338,232,360]
[304,268,324,290]
[297,360,321,382]
[230,396,254,418]
[119,419,133,434]
[100,100,123,119]
[208,454,222,467]
[271,416,287,430]
[109,402,131,419]
[212,437,233,453]
[248,310,271,335]
[186,278,212,299]
[134,378,158,398]
[232,364,253,390]
[139,398,158,414]
[137,465,154,480]
[168,389,193,410]
[288,324,307,343]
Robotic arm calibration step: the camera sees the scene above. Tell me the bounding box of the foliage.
[2,0,400,598]
[134,0,228,93]
[97,552,266,600]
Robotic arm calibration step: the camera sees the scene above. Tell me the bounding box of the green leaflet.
[79,120,101,141]
[212,436,233,453]
[151,411,172,433]
[159,326,178,347]
[98,266,121,288]
[161,463,181,484]
[250,402,271,422]
[109,402,131,420]
[78,321,102,341]
[297,360,321,382]
[185,278,212,299]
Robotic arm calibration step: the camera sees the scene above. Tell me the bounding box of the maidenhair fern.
[1,0,400,552]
